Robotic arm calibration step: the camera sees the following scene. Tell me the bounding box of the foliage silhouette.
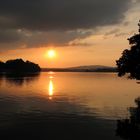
[116,21,140,80]
[0,59,41,73]
[0,61,5,72]
[116,97,140,140]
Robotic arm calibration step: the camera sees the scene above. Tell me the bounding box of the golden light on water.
[48,77,54,99]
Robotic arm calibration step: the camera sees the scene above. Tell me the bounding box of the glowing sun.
[47,50,56,58]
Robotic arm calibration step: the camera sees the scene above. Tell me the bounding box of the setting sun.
[47,50,56,58]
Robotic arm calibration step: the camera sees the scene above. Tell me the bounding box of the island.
[0,59,41,73]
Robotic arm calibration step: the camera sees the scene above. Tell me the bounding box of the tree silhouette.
[116,21,140,80]
[0,59,41,73]
[0,61,5,71]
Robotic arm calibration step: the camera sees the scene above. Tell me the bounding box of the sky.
[0,0,140,68]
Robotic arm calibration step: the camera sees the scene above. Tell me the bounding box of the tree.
[0,61,5,71]
[0,59,41,73]
[116,21,140,80]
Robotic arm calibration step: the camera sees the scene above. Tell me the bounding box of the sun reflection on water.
[48,76,54,100]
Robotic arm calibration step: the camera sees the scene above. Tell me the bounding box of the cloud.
[104,29,120,36]
[22,30,92,47]
[0,29,23,43]
[0,0,133,48]
[0,0,132,31]
[0,30,92,50]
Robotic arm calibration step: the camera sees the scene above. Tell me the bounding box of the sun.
[47,50,56,58]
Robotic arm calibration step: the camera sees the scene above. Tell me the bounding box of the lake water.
[0,72,140,140]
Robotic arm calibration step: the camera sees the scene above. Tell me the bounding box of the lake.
[0,72,140,140]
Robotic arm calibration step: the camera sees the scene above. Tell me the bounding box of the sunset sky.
[0,0,140,68]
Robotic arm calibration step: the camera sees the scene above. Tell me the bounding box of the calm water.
[0,72,140,140]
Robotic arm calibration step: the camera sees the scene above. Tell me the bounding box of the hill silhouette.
[42,65,117,72]
[0,59,41,73]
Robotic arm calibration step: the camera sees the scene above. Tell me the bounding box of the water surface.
[0,72,139,140]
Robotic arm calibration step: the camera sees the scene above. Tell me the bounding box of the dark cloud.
[0,0,132,47]
[0,30,92,49]
[0,0,132,31]
[0,29,23,43]
[104,29,120,36]
[22,30,92,47]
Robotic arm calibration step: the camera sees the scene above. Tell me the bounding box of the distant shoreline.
[42,70,117,73]
[41,68,117,73]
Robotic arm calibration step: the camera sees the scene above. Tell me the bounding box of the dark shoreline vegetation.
[116,21,140,80]
[0,59,41,73]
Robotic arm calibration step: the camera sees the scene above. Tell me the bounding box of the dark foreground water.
[0,72,140,140]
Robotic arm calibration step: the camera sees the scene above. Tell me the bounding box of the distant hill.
[42,65,117,72]
[68,65,115,70]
